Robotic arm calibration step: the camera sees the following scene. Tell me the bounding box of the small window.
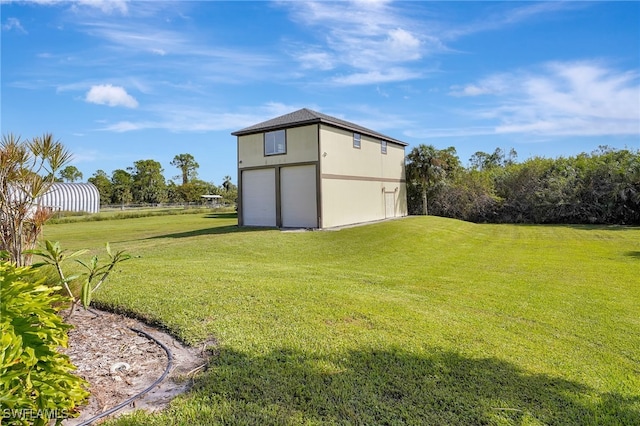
[381,140,387,154]
[265,130,286,156]
[353,133,361,149]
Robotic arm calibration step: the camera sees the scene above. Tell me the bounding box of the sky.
[1,0,639,185]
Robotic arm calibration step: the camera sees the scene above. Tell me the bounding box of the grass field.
[43,213,640,425]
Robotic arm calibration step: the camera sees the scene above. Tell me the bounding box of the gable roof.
[231,108,408,146]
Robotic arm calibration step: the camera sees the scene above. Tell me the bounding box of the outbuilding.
[38,182,100,214]
[232,108,408,229]
[201,194,223,207]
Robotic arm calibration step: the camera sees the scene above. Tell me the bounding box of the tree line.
[22,150,237,207]
[406,145,640,225]
[86,154,237,206]
[5,132,637,225]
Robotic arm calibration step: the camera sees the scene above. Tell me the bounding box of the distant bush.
[408,145,640,225]
[0,261,89,425]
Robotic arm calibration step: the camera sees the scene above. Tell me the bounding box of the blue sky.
[2,1,639,185]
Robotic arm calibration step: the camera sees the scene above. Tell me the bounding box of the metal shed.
[38,183,100,214]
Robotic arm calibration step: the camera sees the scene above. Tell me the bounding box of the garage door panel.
[281,165,317,228]
[242,169,276,226]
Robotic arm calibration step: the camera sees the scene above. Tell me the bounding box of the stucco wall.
[318,125,405,180]
[237,121,407,229]
[320,179,383,228]
[320,179,407,228]
[238,124,318,169]
[318,124,407,228]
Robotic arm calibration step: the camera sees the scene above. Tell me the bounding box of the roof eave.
[231,118,321,136]
[232,117,408,146]
[320,120,408,146]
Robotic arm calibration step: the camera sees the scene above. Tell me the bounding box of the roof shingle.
[231,108,407,146]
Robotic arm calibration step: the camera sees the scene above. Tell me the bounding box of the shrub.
[0,261,89,425]
[30,240,131,317]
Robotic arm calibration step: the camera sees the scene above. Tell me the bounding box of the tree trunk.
[422,188,428,215]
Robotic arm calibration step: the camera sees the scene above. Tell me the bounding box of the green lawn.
[44,213,640,425]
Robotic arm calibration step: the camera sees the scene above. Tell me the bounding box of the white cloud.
[72,0,128,15]
[405,127,497,139]
[297,51,335,71]
[69,148,101,163]
[284,1,431,85]
[86,0,128,14]
[2,17,27,33]
[450,62,640,137]
[283,0,571,86]
[339,105,413,133]
[444,2,583,40]
[81,22,185,55]
[387,28,421,59]
[85,84,138,108]
[103,120,141,132]
[449,74,512,97]
[332,68,422,86]
[501,2,581,25]
[78,22,276,82]
[449,84,491,97]
[10,0,128,14]
[99,102,307,133]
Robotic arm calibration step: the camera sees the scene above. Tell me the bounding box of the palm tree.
[406,144,459,215]
[170,153,199,185]
[222,175,233,192]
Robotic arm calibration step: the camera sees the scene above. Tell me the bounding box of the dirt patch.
[60,308,209,425]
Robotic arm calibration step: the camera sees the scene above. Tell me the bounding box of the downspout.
[316,123,323,229]
[237,136,243,226]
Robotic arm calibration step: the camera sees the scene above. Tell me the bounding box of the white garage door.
[242,169,276,226]
[281,165,317,228]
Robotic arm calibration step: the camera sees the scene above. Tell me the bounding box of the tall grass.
[44,215,640,425]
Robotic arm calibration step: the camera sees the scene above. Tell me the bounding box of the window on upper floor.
[381,140,387,154]
[265,129,286,156]
[353,133,361,149]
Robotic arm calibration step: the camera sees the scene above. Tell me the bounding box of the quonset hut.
[38,183,100,214]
